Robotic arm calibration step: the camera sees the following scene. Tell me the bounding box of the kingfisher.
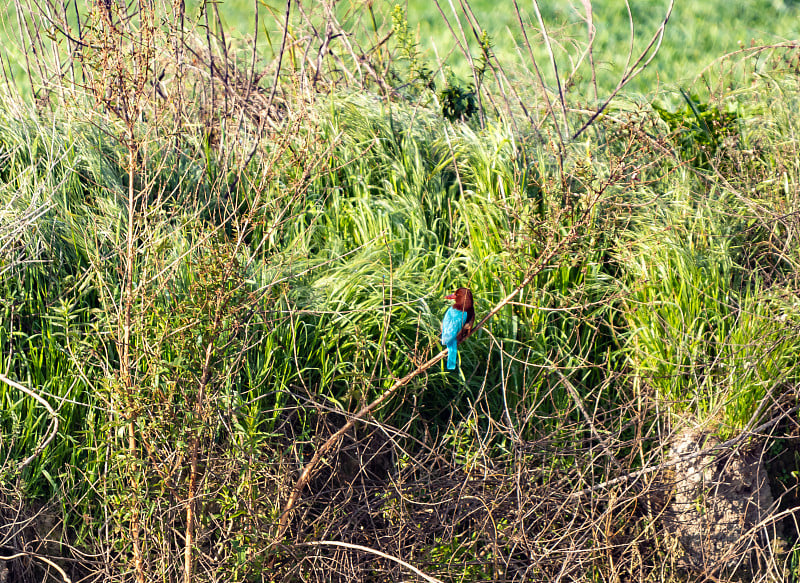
[441,288,475,370]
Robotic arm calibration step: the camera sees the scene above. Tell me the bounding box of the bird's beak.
[444,293,455,300]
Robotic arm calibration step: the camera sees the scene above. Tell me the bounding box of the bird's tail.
[446,342,458,370]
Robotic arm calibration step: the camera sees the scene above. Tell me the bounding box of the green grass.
[2,1,800,580]
[403,0,800,96]
[619,188,800,432]
[4,0,800,102]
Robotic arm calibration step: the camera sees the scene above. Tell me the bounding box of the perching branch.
[273,184,593,544]
[274,268,541,542]
[274,349,446,541]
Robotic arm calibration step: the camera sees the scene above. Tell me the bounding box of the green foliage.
[653,90,740,169]
[440,84,478,122]
[438,29,491,122]
[391,4,434,93]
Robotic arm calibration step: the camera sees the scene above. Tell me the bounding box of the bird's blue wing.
[442,307,468,370]
[441,307,467,345]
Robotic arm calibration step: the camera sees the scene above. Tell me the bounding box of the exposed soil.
[663,428,791,581]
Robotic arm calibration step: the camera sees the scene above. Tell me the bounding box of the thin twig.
[266,0,291,116]
[511,0,560,138]
[572,0,674,140]
[300,540,445,583]
[0,551,71,583]
[0,374,59,471]
[530,0,569,141]
[551,366,623,470]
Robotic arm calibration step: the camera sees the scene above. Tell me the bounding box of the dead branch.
[0,374,59,472]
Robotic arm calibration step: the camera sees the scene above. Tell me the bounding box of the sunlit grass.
[2,3,800,575]
[4,0,800,101]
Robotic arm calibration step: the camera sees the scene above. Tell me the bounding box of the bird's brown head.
[445,287,474,311]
